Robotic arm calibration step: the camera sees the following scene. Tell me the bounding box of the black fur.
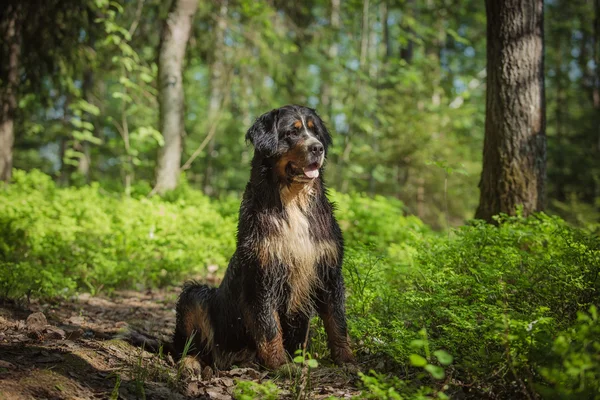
[173,105,354,370]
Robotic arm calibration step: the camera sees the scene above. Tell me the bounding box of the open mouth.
[286,162,321,180]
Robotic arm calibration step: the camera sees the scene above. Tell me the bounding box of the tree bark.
[154,0,198,194]
[319,0,340,119]
[0,4,22,182]
[400,0,414,63]
[77,69,94,181]
[475,0,546,222]
[203,0,228,196]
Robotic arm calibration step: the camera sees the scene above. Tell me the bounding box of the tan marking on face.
[294,120,302,129]
[274,145,306,181]
[258,185,339,315]
[307,120,314,129]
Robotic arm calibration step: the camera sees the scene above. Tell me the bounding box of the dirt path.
[0,289,361,399]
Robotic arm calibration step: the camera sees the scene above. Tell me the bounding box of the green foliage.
[0,170,235,298]
[233,380,281,400]
[538,306,600,399]
[341,210,600,397]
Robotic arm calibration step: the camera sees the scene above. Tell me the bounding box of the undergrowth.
[1,170,599,398]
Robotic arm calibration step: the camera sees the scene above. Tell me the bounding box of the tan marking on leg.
[255,312,287,369]
[322,307,355,365]
[182,304,214,351]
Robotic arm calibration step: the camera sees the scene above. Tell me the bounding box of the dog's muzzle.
[302,138,324,179]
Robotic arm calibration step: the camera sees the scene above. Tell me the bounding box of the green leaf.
[409,354,427,367]
[293,356,304,364]
[306,359,318,368]
[433,350,453,366]
[425,364,445,379]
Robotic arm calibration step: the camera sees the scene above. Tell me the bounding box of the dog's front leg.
[243,267,288,369]
[317,266,356,365]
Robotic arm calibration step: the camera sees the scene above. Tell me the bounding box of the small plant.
[358,371,405,400]
[131,347,148,399]
[291,349,319,400]
[233,380,281,400]
[409,328,453,381]
[176,331,197,382]
[109,373,121,400]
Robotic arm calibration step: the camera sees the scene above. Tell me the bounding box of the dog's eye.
[288,129,299,137]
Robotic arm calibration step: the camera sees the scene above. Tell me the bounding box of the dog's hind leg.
[173,282,216,364]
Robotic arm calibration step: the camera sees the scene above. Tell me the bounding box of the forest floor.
[0,288,361,399]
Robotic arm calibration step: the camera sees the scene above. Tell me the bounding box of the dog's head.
[246,105,332,183]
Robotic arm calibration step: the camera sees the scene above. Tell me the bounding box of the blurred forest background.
[1,0,598,227]
[2,1,600,398]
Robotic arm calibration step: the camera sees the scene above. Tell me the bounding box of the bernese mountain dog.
[173,105,354,370]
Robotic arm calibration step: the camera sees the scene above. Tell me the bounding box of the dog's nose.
[310,143,324,156]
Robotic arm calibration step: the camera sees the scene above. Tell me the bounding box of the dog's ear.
[246,109,279,156]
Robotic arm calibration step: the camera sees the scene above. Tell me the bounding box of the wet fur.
[173,105,354,370]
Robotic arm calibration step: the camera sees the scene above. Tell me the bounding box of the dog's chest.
[258,201,337,313]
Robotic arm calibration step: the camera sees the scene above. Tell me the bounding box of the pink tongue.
[303,165,320,179]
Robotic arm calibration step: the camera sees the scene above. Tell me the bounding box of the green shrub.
[0,170,236,298]
[342,212,600,397]
[538,306,600,399]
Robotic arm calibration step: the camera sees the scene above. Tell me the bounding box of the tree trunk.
[593,0,600,202]
[382,0,391,60]
[319,0,340,120]
[203,0,228,196]
[154,0,198,194]
[77,69,94,181]
[400,0,414,63]
[475,0,546,222]
[0,4,22,182]
[359,0,370,68]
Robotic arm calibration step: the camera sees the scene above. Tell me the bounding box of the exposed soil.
[0,288,361,399]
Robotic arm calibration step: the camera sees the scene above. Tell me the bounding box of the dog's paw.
[340,361,361,376]
[179,356,202,380]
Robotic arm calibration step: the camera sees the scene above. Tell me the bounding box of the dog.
[173,105,355,370]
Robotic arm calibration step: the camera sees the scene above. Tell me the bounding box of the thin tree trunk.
[593,0,600,201]
[400,0,414,63]
[203,0,228,196]
[360,0,370,68]
[417,176,425,219]
[319,0,340,120]
[382,0,391,60]
[340,0,368,193]
[77,69,94,180]
[154,0,198,194]
[0,4,22,182]
[475,0,546,222]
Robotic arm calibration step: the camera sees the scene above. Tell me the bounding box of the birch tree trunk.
[154,0,198,194]
[475,0,546,222]
[0,4,22,182]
